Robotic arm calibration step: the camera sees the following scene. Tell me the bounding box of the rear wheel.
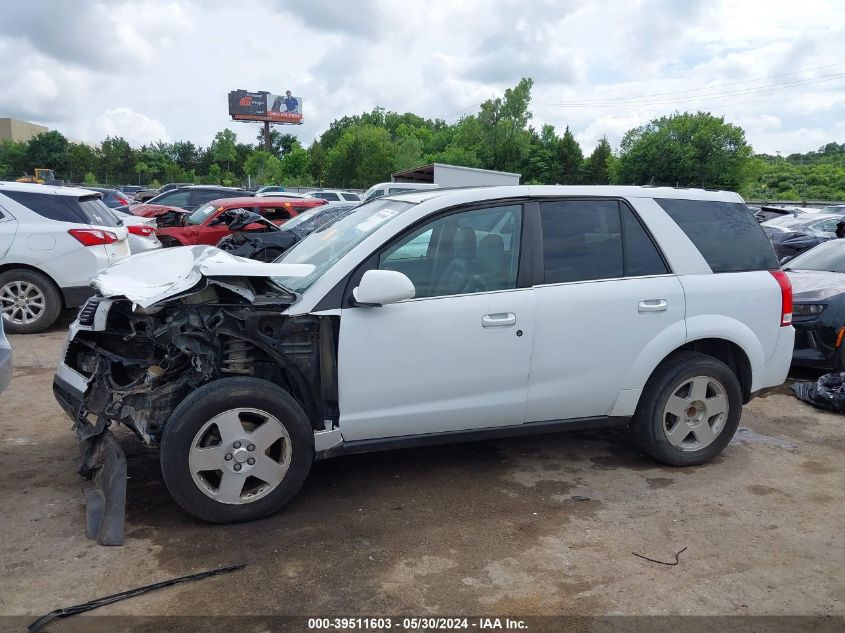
[0,269,62,334]
[631,351,742,466]
[160,377,314,523]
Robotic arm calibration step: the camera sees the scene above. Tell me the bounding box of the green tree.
[98,136,136,184]
[618,111,752,189]
[550,126,583,184]
[393,134,425,171]
[477,77,534,172]
[308,140,326,186]
[211,129,237,172]
[26,131,69,177]
[582,136,613,185]
[325,125,394,188]
[0,140,29,180]
[66,142,98,183]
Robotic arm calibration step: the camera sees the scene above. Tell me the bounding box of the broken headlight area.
[64,279,338,446]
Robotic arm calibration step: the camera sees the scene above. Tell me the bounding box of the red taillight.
[67,228,118,246]
[127,225,155,237]
[116,196,129,206]
[770,270,793,326]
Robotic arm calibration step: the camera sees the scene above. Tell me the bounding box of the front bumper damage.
[53,246,339,544]
[54,373,126,546]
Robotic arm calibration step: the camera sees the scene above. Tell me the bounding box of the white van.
[360,182,438,203]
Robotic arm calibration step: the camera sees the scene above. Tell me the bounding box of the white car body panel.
[92,245,314,307]
[527,275,686,421]
[338,288,535,440]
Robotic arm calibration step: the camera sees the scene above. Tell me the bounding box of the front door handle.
[638,299,668,313]
[482,312,516,328]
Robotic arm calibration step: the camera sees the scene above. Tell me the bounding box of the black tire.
[158,236,182,248]
[0,268,63,334]
[631,351,742,466]
[160,377,314,523]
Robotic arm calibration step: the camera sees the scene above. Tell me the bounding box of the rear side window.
[1,191,119,227]
[621,204,669,276]
[539,199,668,283]
[657,199,778,272]
[342,193,360,201]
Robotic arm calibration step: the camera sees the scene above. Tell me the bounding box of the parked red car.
[135,197,327,247]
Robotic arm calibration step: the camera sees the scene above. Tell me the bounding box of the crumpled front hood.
[786,270,845,302]
[93,245,315,308]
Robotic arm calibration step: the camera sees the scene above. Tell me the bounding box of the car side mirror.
[352,270,415,307]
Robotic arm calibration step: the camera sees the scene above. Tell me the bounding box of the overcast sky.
[1,0,843,155]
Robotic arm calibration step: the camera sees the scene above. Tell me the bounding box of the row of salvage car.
[0,181,360,333]
[754,204,845,370]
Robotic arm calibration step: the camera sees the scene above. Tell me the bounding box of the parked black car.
[81,186,133,212]
[217,203,358,261]
[783,239,845,369]
[139,185,252,212]
[762,214,841,259]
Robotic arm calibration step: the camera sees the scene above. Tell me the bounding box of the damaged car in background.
[54,187,793,544]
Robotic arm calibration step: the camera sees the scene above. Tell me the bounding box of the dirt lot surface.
[1,317,843,626]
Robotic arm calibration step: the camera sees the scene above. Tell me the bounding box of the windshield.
[186,202,218,225]
[786,240,845,272]
[272,198,415,293]
[281,206,323,230]
[764,215,807,229]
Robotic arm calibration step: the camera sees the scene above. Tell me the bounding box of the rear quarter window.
[656,199,778,272]
[0,191,119,227]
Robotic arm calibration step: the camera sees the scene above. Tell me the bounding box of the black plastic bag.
[791,372,845,413]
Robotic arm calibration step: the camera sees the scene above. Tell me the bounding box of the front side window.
[378,204,522,299]
[186,202,218,225]
[342,193,360,201]
[260,207,292,222]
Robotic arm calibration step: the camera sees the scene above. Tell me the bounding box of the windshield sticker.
[355,207,400,232]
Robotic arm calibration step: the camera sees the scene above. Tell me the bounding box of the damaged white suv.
[54,186,793,532]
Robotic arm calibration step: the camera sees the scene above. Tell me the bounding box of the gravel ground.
[1,317,843,627]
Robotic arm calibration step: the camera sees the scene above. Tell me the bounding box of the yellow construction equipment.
[16,168,56,184]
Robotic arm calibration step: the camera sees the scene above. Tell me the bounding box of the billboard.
[228,89,303,124]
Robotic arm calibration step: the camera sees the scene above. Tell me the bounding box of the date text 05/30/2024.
[307,617,528,630]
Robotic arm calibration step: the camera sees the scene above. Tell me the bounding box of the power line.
[532,60,845,105]
[532,73,845,108]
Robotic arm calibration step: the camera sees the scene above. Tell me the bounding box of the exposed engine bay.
[63,279,340,446]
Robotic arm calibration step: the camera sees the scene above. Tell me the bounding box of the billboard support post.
[263,121,272,152]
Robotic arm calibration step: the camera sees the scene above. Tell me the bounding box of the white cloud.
[95,107,171,145]
[0,0,841,156]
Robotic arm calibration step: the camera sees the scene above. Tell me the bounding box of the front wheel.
[631,351,742,466]
[160,377,314,523]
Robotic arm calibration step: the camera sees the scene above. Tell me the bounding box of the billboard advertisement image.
[228,89,303,123]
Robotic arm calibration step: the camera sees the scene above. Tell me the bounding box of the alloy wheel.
[188,408,292,504]
[0,281,46,325]
[662,375,729,451]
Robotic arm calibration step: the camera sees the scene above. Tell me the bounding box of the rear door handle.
[482,312,516,328]
[638,299,668,313]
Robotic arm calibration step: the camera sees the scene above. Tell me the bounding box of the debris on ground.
[791,372,845,413]
[632,546,687,566]
[28,563,246,633]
